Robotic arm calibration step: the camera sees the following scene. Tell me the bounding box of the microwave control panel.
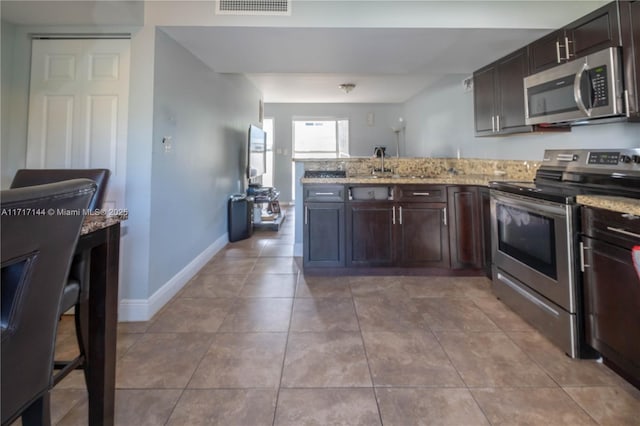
[589,66,608,107]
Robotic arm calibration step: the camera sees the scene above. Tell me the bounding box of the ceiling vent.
[215,0,291,16]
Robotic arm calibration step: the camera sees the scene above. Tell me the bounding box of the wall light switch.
[162,136,173,153]
[283,148,288,155]
[276,148,282,155]
[367,112,375,126]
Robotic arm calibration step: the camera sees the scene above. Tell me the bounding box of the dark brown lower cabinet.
[303,202,345,268]
[346,201,449,268]
[582,206,640,388]
[304,183,488,273]
[447,186,483,270]
[346,202,394,267]
[397,203,449,267]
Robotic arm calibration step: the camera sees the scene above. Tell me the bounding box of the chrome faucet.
[373,146,389,174]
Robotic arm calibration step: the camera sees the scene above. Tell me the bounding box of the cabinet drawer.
[304,185,345,202]
[397,185,446,202]
[582,206,640,248]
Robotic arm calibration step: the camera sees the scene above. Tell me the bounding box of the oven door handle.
[491,193,566,218]
[574,62,591,117]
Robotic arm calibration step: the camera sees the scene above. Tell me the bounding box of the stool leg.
[21,393,51,426]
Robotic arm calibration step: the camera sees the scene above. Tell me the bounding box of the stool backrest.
[11,169,110,211]
[1,179,96,425]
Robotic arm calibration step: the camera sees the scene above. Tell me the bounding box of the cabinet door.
[473,65,496,135]
[566,1,620,60]
[582,236,640,385]
[621,0,640,120]
[496,48,529,133]
[303,202,345,268]
[447,187,482,270]
[397,203,449,268]
[347,202,394,266]
[529,30,564,74]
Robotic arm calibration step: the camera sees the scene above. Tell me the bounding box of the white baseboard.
[294,242,303,257]
[118,233,228,322]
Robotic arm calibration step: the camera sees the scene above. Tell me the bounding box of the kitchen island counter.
[301,174,514,186]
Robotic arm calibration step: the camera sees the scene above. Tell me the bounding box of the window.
[292,119,349,159]
[290,118,349,201]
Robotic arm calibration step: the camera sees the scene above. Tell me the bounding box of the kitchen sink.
[304,170,347,178]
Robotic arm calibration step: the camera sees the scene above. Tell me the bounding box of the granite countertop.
[576,195,640,216]
[301,174,512,186]
[81,212,128,235]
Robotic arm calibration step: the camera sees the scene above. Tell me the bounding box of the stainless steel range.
[489,148,640,358]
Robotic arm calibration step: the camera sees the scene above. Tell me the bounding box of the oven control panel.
[588,151,623,165]
[543,149,640,172]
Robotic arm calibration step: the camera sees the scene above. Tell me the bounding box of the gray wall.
[1,20,31,189]
[0,23,157,303]
[149,29,260,295]
[0,23,260,308]
[403,74,640,159]
[1,21,17,187]
[264,103,403,201]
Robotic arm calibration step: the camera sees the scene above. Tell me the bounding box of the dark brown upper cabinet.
[621,0,640,120]
[530,1,621,74]
[529,30,566,74]
[473,48,534,136]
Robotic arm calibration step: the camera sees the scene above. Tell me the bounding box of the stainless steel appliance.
[490,148,640,358]
[524,47,625,125]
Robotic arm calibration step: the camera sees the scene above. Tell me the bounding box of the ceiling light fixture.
[338,83,356,93]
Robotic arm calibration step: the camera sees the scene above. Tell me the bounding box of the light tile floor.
[46,207,640,425]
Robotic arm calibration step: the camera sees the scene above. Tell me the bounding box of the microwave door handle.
[573,63,591,117]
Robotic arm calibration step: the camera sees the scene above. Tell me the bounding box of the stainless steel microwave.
[524,47,625,125]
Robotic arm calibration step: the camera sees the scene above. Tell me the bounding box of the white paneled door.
[27,39,130,210]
